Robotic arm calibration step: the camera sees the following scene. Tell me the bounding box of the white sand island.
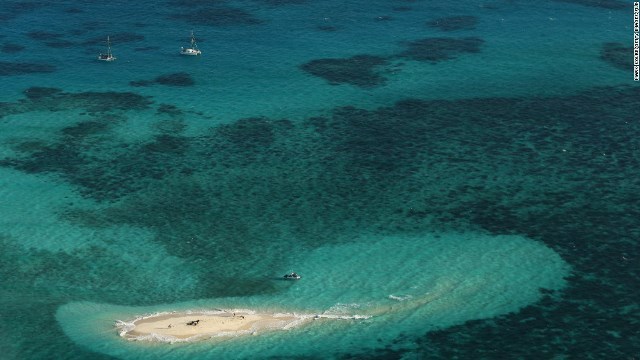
[116,310,354,342]
[114,284,454,344]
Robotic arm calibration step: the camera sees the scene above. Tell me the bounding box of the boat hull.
[180,48,201,56]
[97,55,116,61]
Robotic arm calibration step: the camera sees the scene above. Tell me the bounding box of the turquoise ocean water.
[0,0,638,359]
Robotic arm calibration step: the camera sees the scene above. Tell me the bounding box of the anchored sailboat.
[180,31,201,56]
[98,36,116,61]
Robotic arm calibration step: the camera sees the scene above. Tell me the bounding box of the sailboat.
[180,31,201,56]
[97,36,116,61]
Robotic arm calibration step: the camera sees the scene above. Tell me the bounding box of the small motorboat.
[283,272,301,280]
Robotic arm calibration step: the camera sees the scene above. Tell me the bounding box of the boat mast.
[107,36,112,57]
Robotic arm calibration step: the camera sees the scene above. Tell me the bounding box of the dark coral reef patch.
[56,92,153,112]
[0,87,152,119]
[1,43,25,53]
[167,0,224,6]
[427,15,478,31]
[134,46,161,52]
[553,0,628,9]
[321,105,429,172]
[299,37,484,86]
[23,86,63,100]
[143,134,190,155]
[316,24,338,32]
[27,31,64,41]
[110,32,146,43]
[61,120,111,139]
[0,1,48,21]
[299,55,390,88]
[157,104,184,116]
[600,42,633,71]
[0,61,56,76]
[258,0,307,6]
[43,40,76,48]
[169,7,263,26]
[215,117,277,149]
[130,72,195,87]
[83,32,145,45]
[398,37,483,62]
[26,30,78,48]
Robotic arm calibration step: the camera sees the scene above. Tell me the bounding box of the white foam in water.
[57,232,569,359]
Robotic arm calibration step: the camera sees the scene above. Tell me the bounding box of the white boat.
[98,36,116,61]
[283,272,301,280]
[180,31,201,56]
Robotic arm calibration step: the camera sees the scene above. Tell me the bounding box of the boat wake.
[388,294,413,301]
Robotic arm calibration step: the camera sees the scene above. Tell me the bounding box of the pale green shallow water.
[58,232,568,359]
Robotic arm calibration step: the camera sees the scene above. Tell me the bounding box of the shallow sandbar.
[118,310,310,341]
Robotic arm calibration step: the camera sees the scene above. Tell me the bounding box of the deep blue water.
[0,0,638,359]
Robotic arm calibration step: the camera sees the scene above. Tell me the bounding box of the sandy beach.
[120,311,309,341]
